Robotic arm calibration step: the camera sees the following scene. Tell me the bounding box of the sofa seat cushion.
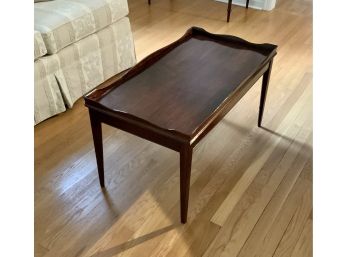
[34,0,129,54]
[34,31,47,59]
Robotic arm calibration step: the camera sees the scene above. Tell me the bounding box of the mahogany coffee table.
[84,27,277,224]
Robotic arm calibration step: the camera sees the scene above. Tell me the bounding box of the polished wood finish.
[179,146,193,224]
[89,109,105,188]
[84,27,277,223]
[85,28,276,139]
[258,59,273,127]
[35,0,312,256]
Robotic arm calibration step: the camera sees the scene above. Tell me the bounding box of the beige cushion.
[34,31,47,59]
[34,0,129,54]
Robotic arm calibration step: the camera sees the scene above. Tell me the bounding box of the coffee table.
[84,27,277,224]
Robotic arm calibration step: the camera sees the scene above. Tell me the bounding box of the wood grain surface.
[86,30,276,137]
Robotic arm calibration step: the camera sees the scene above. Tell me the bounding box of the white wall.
[215,0,277,11]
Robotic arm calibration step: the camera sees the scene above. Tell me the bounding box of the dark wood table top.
[84,27,277,140]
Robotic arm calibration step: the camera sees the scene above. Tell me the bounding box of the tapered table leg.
[148,0,151,5]
[89,110,105,188]
[246,0,250,8]
[227,0,232,22]
[180,145,193,224]
[258,60,273,127]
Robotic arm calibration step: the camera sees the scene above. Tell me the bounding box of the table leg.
[227,0,232,22]
[180,145,193,224]
[148,0,151,5]
[246,0,250,8]
[258,60,273,127]
[89,110,105,188]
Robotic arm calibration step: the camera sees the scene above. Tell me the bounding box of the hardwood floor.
[34,0,312,256]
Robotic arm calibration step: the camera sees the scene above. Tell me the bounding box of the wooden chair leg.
[180,146,193,224]
[227,0,232,22]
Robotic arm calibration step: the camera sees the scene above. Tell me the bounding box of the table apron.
[87,107,187,152]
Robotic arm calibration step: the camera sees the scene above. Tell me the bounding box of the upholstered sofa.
[34,0,136,124]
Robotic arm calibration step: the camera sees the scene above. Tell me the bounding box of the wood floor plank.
[41,146,178,256]
[203,89,312,257]
[290,213,313,257]
[236,144,312,257]
[272,174,313,257]
[211,77,312,226]
[214,133,312,257]
[243,158,314,257]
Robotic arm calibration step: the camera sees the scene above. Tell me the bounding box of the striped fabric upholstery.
[34,56,66,124]
[34,31,47,60]
[55,17,136,107]
[34,0,129,54]
[34,17,136,124]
